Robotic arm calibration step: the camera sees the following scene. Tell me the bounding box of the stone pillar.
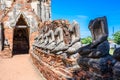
[45,3,49,21]
[44,2,47,21]
[40,1,44,21]
[0,24,2,51]
[0,0,6,10]
[37,2,40,18]
[11,28,14,53]
[45,0,51,21]
[40,0,51,21]
[13,7,16,19]
[48,0,51,21]
[0,23,3,51]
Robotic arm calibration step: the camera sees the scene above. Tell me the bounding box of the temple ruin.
[0,0,51,57]
[0,0,120,80]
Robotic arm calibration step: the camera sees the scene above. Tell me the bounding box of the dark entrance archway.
[12,13,30,54]
[13,28,29,54]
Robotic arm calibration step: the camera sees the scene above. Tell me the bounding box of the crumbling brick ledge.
[30,48,78,80]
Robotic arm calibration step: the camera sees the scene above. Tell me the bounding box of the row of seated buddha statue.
[33,20,82,58]
[33,17,120,79]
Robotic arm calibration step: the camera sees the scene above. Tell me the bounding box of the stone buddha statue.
[46,30,56,52]
[40,34,48,50]
[33,34,43,47]
[77,16,115,79]
[77,16,109,58]
[51,27,68,54]
[66,21,82,55]
[38,34,44,45]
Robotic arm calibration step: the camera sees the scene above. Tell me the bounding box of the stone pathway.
[0,54,46,80]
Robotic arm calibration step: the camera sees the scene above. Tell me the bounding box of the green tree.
[81,36,92,44]
[113,31,120,44]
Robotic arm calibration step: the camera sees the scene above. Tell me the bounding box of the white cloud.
[76,15,89,19]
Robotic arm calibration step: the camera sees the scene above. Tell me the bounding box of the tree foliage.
[81,36,92,44]
[113,31,120,44]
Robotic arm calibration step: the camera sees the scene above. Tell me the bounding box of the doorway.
[12,13,30,54]
[13,28,29,54]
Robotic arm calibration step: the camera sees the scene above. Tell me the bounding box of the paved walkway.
[0,54,46,80]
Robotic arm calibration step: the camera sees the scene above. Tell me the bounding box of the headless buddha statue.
[51,27,68,54]
[77,16,115,79]
[46,30,56,52]
[66,21,81,55]
[77,16,109,58]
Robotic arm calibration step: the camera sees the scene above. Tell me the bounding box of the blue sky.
[51,0,120,38]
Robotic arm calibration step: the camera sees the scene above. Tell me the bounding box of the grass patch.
[109,48,114,55]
